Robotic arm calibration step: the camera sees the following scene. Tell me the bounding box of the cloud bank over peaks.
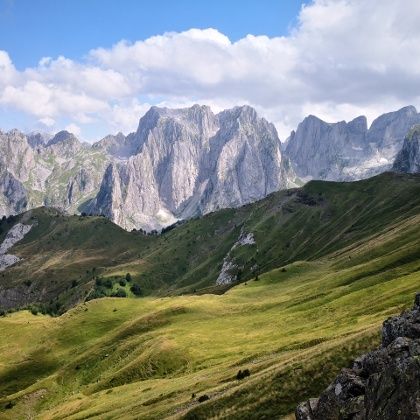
[1,0,420,140]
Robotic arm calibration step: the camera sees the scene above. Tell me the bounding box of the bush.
[5,400,14,409]
[236,369,250,380]
[119,279,126,287]
[103,279,113,289]
[24,279,32,287]
[95,277,103,286]
[0,310,6,317]
[125,273,132,282]
[113,288,127,298]
[130,283,142,296]
[30,307,38,315]
[198,394,210,403]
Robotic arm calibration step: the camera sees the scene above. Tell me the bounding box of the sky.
[1,0,420,141]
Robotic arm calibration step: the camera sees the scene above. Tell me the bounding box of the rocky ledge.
[296,293,420,419]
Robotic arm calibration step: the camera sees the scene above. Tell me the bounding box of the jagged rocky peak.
[285,114,368,180]
[285,105,420,181]
[45,130,83,156]
[296,293,420,420]
[47,130,79,146]
[0,129,35,181]
[93,132,132,159]
[367,105,420,150]
[89,104,297,231]
[138,104,219,140]
[347,115,368,133]
[393,125,420,173]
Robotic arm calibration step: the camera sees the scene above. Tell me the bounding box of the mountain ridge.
[1,105,420,231]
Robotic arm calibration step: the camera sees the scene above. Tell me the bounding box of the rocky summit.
[285,105,420,181]
[296,293,420,420]
[89,105,298,231]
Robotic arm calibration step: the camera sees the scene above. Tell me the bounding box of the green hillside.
[0,172,419,418]
[0,237,418,418]
[0,172,419,314]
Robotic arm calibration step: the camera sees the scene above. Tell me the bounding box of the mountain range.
[1,105,420,231]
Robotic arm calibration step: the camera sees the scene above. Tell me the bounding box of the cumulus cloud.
[1,0,420,140]
[64,123,81,137]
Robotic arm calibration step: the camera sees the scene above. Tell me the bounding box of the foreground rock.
[296,294,420,420]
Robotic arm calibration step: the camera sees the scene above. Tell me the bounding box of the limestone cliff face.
[393,125,420,174]
[296,294,420,420]
[90,105,297,231]
[286,106,420,181]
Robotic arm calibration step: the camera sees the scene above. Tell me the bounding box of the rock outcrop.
[393,125,420,174]
[0,222,32,271]
[295,294,420,420]
[286,106,420,181]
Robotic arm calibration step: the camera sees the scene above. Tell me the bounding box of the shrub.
[30,307,38,315]
[95,278,103,286]
[5,400,14,409]
[236,369,251,380]
[103,279,113,289]
[198,394,210,403]
[119,279,126,287]
[24,279,32,287]
[0,310,6,317]
[130,283,142,296]
[125,273,132,282]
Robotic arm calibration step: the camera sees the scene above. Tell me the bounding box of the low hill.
[0,172,419,314]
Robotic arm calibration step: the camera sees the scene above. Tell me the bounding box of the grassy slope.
[0,194,419,418]
[1,172,419,314]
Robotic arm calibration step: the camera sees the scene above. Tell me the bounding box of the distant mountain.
[89,105,298,231]
[285,105,420,181]
[393,125,420,173]
[0,129,109,217]
[1,104,420,231]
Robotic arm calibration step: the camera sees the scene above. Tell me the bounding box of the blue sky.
[0,1,419,141]
[0,0,305,69]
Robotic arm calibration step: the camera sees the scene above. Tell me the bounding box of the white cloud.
[1,0,420,140]
[64,123,81,137]
[39,117,55,127]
